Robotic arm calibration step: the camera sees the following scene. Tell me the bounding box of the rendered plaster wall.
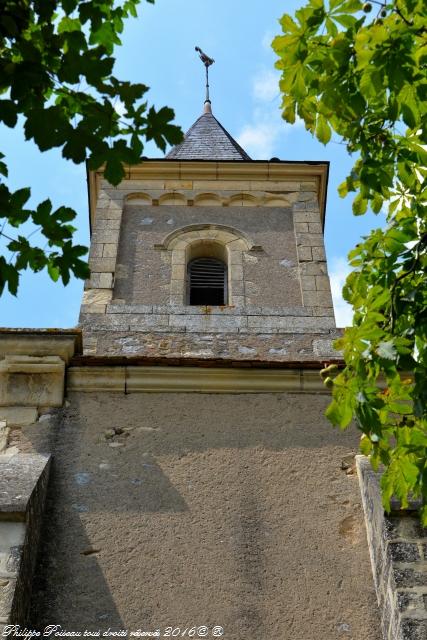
[23,391,381,639]
[112,205,300,308]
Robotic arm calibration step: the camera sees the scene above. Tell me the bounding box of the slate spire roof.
[166,102,251,161]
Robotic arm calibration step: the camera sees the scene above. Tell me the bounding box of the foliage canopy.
[0,0,182,294]
[274,0,427,522]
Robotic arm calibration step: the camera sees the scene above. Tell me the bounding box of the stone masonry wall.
[79,308,341,359]
[80,171,336,358]
[112,205,301,308]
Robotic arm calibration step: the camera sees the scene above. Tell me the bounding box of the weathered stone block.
[293,211,321,223]
[90,258,117,273]
[0,356,65,407]
[107,304,154,314]
[0,407,38,427]
[170,315,247,332]
[294,222,309,233]
[90,273,113,289]
[301,276,316,291]
[128,314,169,329]
[400,618,427,640]
[99,207,123,220]
[231,265,244,280]
[171,251,186,265]
[299,262,328,276]
[313,307,336,317]
[92,229,120,244]
[82,289,113,306]
[298,191,317,202]
[297,246,312,261]
[171,264,185,280]
[394,567,427,588]
[296,233,324,247]
[96,218,121,230]
[89,243,104,258]
[103,243,118,258]
[397,591,423,613]
[315,276,331,291]
[247,315,333,332]
[300,181,317,190]
[313,339,339,357]
[312,246,326,261]
[389,542,421,563]
[80,304,107,314]
[303,290,333,307]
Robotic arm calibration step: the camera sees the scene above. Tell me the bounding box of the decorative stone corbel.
[0,330,81,452]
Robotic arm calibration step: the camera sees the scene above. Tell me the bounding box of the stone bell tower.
[79,99,340,366]
[0,69,413,638]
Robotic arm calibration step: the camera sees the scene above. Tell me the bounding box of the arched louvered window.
[188,258,228,305]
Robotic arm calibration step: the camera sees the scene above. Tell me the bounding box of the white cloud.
[237,120,283,159]
[253,69,279,102]
[329,256,354,328]
[236,65,302,159]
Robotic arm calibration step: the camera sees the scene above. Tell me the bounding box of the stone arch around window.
[156,224,256,307]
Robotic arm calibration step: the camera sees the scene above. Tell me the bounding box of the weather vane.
[195,46,215,103]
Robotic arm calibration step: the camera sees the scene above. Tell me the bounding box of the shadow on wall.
[23,391,375,637]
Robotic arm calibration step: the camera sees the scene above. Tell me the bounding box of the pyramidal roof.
[166,102,251,161]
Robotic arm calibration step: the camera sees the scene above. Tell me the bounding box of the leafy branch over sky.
[0,0,182,295]
[274,0,427,522]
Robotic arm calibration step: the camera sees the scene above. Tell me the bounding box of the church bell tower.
[80,89,340,367]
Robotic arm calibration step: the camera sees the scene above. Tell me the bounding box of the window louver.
[188,258,227,305]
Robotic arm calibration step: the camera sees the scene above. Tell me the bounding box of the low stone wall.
[0,454,51,628]
[356,456,427,640]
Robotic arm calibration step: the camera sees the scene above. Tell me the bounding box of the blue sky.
[0,0,384,328]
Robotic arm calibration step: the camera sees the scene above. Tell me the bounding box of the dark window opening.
[188,258,227,305]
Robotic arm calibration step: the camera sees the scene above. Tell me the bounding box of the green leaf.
[352,194,368,215]
[316,114,331,144]
[325,397,353,428]
[47,262,60,282]
[0,100,18,128]
[360,434,373,456]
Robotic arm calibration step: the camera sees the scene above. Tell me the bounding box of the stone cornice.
[0,329,82,363]
[67,365,332,394]
[87,159,329,230]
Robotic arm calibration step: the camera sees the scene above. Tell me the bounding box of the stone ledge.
[80,312,336,335]
[105,304,315,317]
[357,456,427,640]
[0,330,81,363]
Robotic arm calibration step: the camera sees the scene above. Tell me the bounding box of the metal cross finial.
[195,46,215,103]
